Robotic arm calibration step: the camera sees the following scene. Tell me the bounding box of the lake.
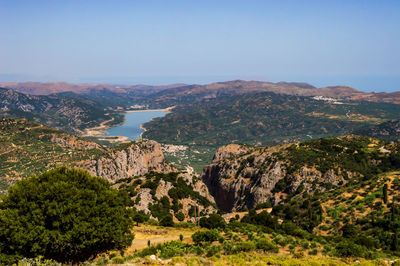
[105,110,168,140]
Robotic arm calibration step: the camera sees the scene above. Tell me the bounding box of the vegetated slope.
[0,87,123,134]
[114,171,217,223]
[143,91,400,146]
[270,169,400,255]
[0,118,172,194]
[202,135,400,212]
[355,120,400,142]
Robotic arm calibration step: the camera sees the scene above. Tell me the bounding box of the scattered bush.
[199,214,227,229]
[256,238,278,252]
[236,241,256,252]
[192,230,221,244]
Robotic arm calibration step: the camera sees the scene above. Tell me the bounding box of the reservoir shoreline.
[85,108,170,142]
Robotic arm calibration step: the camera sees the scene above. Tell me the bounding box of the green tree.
[383,184,388,204]
[199,214,226,229]
[0,167,134,264]
[191,230,221,244]
[133,211,149,226]
[175,211,185,222]
[160,214,174,227]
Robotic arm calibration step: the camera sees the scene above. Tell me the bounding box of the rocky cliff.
[202,136,395,212]
[76,140,173,181]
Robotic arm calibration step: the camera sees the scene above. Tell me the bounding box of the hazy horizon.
[1,0,399,92]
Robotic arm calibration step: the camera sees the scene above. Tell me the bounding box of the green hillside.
[143,92,400,146]
[0,118,108,194]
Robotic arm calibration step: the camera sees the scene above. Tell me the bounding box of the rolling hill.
[0,87,124,134]
[143,91,400,146]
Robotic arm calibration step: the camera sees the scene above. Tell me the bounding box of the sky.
[0,0,399,92]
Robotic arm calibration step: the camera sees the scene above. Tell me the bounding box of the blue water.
[105,110,167,140]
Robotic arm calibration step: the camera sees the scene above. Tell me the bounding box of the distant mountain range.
[1,80,399,142]
[133,80,400,107]
[0,81,186,95]
[2,80,400,105]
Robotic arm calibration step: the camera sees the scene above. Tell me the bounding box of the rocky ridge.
[202,136,396,212]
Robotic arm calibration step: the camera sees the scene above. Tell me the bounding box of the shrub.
[175,211,185,221]
[308,248,318,255]
[256,238,278,252]
[199,214,226,229]
[0,167,134,264]
[300,240,310,249]
[206,244,222,257]
[159,241,186,258]
[341,223,360,238]
[174,222,196,228]
[255,202,272,210]
[188,245,204,256]
[192,230,221,244]
[111,256,125,264]
[333,240,367,258]
[222,241,237,255]
[236,241,256,252]
[273,235,289,247]
[136,241,187,259]
[133,211,149,225]
[160,214,174,227]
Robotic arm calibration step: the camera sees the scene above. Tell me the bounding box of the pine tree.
[383,184,388,204]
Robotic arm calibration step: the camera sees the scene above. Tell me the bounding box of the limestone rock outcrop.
[77,140,173,181]
[202,143,349,212]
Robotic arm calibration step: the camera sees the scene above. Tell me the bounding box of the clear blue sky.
[0,0,399,91]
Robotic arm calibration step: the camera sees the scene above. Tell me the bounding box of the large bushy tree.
[0,167,134,264]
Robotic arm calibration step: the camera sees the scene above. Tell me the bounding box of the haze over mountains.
[0,81,186,95]
[2,80,399,105]
[1,80,400,146]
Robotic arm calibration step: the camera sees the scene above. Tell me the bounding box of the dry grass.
[126,224,198,254]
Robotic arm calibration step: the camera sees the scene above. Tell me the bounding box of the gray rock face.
[77,140,173,181]
[202,144,347,212]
